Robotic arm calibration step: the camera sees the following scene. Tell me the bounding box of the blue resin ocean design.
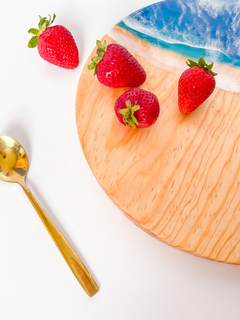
[117,0,240,68]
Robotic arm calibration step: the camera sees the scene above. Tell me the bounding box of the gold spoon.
[0,135,99,297]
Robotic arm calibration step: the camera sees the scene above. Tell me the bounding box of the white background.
[0,0,240,319]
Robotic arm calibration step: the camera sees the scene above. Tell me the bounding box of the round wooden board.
[76,34,240,264]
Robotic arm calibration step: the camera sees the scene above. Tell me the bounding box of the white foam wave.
[122,17,229,57]
[197,0,240,17]
[124,0,240,59]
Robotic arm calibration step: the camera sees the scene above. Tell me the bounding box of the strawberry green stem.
[118,100,140,129]
[88,40,107,75]
[27,14,56,48]
[186,56,217,76]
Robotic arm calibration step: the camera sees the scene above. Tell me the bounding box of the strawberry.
[28,14,79,69]
[88,40,146,88]
[178,57,217,114]
[114,88,160,128]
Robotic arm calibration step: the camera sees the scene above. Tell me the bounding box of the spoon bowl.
[0,135,99,297]
[0,135,28,184]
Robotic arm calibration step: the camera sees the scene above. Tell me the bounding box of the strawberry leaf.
[38,17,47,29]
[50,14,56,25]
[28,28,40,35]
[97,49,105,58]
[129,120,136,129]
[206,62,214,70]
[88,62,95,70]
[92,57,102,63]
[96,40,102,49]
[28,35,39,48]
[186,59,198,67]
[198,56,206,67]
[118,108,128,115]
[132,105,140,112]
[132,115,139,125]
[209,70,218,76]
[102,40,107,52]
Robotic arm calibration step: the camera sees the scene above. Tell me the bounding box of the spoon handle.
[21,182,99,297]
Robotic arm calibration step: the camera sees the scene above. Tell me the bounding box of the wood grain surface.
[76,34,240,264]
